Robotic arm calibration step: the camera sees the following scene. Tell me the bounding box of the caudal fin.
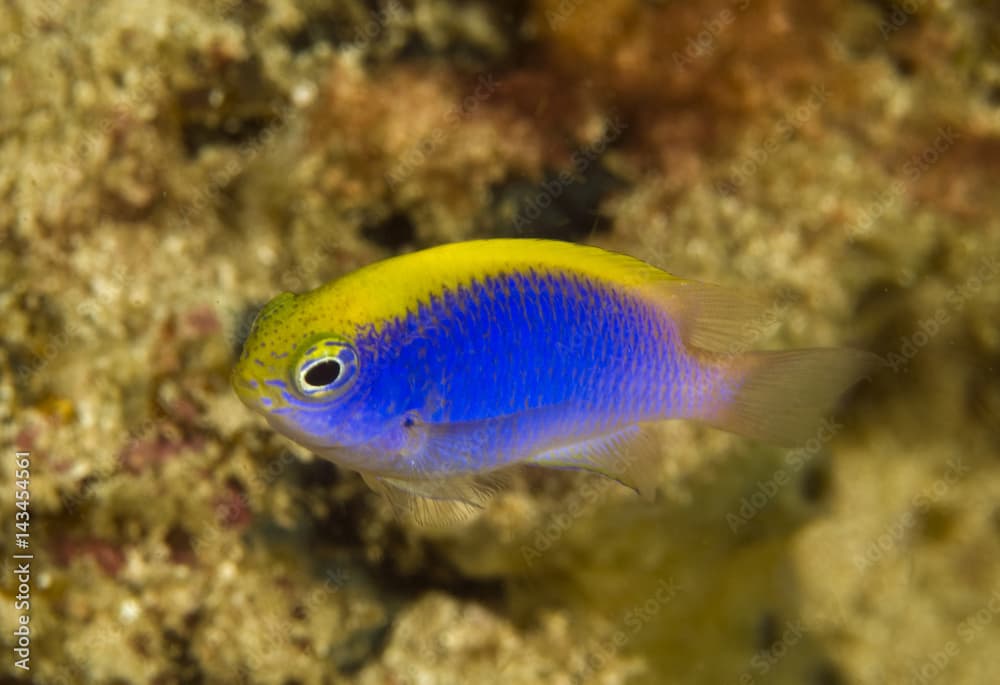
[641,277,877,445]
[697,348,877,446]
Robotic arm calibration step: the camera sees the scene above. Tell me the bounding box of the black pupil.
[304,359,341,387]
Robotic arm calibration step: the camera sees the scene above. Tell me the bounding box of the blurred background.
[1,1,999,683]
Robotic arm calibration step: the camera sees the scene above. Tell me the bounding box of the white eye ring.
[293,340,359,399]
[298,358,343,391]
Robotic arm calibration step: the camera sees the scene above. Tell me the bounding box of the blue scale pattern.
[352,269,708,469]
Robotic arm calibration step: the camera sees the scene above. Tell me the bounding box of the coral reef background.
[1,0,999,683]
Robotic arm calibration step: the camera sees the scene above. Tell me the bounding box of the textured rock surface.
[1,0,998,683]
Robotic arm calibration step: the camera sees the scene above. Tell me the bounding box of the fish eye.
[293,339,358,399]
[302,359,341,388]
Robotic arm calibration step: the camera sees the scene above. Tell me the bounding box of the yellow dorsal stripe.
[304,239,675,331]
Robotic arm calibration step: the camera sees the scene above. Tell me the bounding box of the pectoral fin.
[528,424,663,500]
[360,472,503,527]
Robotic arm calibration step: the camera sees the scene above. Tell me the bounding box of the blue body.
[338,270,715,475]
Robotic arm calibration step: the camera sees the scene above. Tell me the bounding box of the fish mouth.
[231,364,320,417]
[231,366,273,413]
[231,364,355,456]
[232,377,257,408]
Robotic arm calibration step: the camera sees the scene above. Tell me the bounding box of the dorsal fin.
[641,279,779,352]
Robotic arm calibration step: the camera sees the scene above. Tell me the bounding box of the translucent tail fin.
[697,348,877,446]
[641,278,877,446]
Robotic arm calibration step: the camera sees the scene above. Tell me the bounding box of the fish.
[232,239,874,523]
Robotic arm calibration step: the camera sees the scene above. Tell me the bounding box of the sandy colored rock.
[1,0,999,684]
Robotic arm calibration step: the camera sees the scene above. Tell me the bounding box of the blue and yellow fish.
[233,239,872,521]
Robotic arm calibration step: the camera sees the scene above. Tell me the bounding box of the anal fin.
[528,424,663,501]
